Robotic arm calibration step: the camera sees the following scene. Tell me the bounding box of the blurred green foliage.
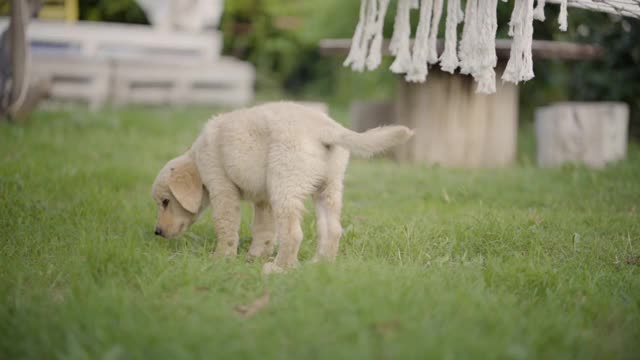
[78,0,147,24]
[221,0,369,98]
[74,1,639,134]
[525,8,640,136]
[568,14,640,137]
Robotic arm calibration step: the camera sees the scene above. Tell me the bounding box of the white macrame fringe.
[559,0,568,30]
[474,0,499,93]
[343,0,370,72]
[458,0,478,75]
[345,0,393,72]
[389,0,413,73]
[457,0,499,93]
[502,0,535,84]
[427,0,444,64]
[406,0,435,82]
[547,0,640,18]
[389,0,404,55]
[439,0,463,73]
[342,0,593,94]
[366,0,391,70]
[534,0,546,21]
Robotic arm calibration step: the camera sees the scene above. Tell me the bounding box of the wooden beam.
[319,38,604,60]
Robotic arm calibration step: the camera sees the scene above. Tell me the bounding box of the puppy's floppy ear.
[168,157,203,214]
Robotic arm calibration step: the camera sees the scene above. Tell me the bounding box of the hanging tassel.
[363,0,378,44]
[477,2,498,71]
[458,0,498,93]
[507,0,523,37]
[406,0,434,82]
[458,0,478,75]
[427,0,444,64]
[502,0,525,83]
[344,0,370,71]
[367,0,391,70]
[521,0,535,81]
[439,0,462,73]
[389,0,413,74]
[534,0,546,21]
[558,0,568,31]
[389,0,404,55]
[475,69,496,93]
[342,0,564,90]
[502,0,535,84]
[474,0,498,93]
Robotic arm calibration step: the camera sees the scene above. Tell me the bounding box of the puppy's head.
[151,154,207,239]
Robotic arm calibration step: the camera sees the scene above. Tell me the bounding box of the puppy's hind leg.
[311,186,343,263]
[248,201,276,259]
[311,146,348,263]
[311,192,329,262]
[262,198,305,274]
[262,142,325,274]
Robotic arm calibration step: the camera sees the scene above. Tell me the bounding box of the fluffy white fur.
[151,101,413,274]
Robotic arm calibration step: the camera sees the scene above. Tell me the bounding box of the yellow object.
[38,0,78,22]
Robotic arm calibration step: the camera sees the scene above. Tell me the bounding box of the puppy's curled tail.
[327,125,414,157]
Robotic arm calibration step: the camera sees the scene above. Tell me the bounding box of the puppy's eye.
[162,199,169,208]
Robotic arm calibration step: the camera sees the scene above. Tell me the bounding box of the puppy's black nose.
[154,227,163,236]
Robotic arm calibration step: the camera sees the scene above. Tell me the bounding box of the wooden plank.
[319,38,603,60]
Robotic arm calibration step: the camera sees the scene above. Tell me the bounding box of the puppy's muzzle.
[154,227,163,236]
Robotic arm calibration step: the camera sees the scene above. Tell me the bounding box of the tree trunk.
[393,64,518,168]
[535,102,629,168]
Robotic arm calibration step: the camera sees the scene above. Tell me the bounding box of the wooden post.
[393,65,518,168]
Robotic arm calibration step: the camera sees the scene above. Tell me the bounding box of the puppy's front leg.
[211,187,241,258]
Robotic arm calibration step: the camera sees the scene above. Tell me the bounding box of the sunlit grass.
[1,106,639,359]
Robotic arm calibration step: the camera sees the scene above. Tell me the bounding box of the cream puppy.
[151,102,413,273]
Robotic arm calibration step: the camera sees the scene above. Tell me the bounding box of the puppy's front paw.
[262,262,285,275]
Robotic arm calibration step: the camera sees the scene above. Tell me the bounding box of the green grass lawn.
[1,106,639,359]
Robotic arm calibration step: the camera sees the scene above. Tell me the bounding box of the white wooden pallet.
[112,57,255,107]
[31,53,111,110]
[2,18,256,108]
[30,54,255,108]
[0,18,222,62]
